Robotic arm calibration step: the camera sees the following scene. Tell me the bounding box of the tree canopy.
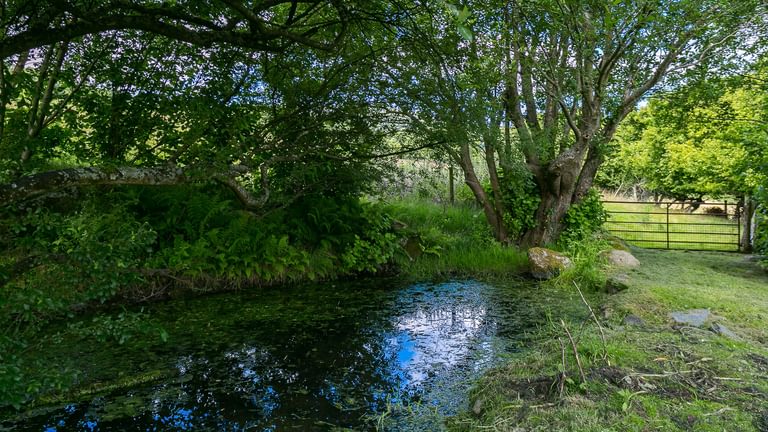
[0,0,765,241]
[598,57,768,201]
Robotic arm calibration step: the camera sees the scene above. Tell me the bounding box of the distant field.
[602,200,741,251]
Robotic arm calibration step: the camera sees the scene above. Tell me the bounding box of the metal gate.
[603,201,741,251]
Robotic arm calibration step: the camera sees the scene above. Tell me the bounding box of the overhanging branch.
[0,165,268,210]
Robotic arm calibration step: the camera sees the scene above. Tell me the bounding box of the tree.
[371,2,514,242]
[0,1,403,211]
[599,60,768,203]
[385,0,762,245]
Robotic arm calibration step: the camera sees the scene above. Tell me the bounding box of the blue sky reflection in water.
[9,279,545,431]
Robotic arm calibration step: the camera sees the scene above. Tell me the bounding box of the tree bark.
[521,151,582,246]
[454,141,509,243]
[741,197,754,253]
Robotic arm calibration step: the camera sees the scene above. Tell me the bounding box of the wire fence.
[603,201,741,252]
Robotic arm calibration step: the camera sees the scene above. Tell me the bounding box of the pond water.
[3,278,550,431]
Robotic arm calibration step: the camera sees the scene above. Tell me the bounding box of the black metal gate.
[603,201,741,251]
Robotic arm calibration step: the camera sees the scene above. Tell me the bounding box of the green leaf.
[457,7,471,23]
[457,25,473,42]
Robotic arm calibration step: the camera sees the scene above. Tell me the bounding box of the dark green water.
[3,278,548,431]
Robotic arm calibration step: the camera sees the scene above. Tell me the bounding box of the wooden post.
[666,206,670,249]
[737,198,741,252]
[742,197,753,253]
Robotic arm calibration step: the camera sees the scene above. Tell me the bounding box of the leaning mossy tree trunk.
[0,165,270,211]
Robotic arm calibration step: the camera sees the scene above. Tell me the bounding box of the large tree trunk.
[521,152,583,246]
[454,141,510,243]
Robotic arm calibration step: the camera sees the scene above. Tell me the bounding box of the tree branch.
[0,165,268,210]
[0,1,347,58]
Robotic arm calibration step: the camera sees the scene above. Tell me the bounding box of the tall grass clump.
[384,197,527,278]
[551,236,610,291]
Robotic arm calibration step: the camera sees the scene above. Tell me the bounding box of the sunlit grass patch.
[451,249,768,431]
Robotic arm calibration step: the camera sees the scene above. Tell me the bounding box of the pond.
[3,278,555,431]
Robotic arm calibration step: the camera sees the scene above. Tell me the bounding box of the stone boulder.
[605,235,631,251]
[669,309,710,327]
[710,323,740,340]
[623,314,646,327]
[402,235,422,260]
[605,249,640,269]
[604,273,631,294]
[528,247,572,280]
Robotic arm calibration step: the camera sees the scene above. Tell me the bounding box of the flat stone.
[606,249,640,269]
[623,314,645,327]
[669,309,710,327]
[605,273,631,294]
[600,305,613,320]
[710,323,740,340]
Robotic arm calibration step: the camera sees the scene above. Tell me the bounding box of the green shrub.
[559,188,608,247]
[552,236,609,291]
[0,186,402,409]
[482,174,540,241]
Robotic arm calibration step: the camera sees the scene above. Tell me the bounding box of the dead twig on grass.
[561,319,586,383]
[573,281,609,364]
[557,337,567,398]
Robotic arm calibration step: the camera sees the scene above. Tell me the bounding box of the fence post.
[666,206,670,249]
[737,197,743,252]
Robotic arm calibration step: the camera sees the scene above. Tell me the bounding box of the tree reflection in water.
[15,280,542,431]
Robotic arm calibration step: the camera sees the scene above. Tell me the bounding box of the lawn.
[449,248,768,431]
[603,201,741,251]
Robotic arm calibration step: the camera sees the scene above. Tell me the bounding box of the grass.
[385,197,528,279]
[449,248,768,431]
[603,200,741,252]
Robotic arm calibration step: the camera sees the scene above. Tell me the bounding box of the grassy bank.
[385,198,528,279]
[449,248,768,431]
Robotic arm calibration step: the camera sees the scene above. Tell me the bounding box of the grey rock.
[669,309,710,327]
[472,398,483,416]
[623,314,645,327]
[604,235,631,251]
[600,305,613,320]
[710,323,740,340]
[391,220,408,231]
[528,247,572,280]
[605,273,631,294]
[606,249,640,269]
